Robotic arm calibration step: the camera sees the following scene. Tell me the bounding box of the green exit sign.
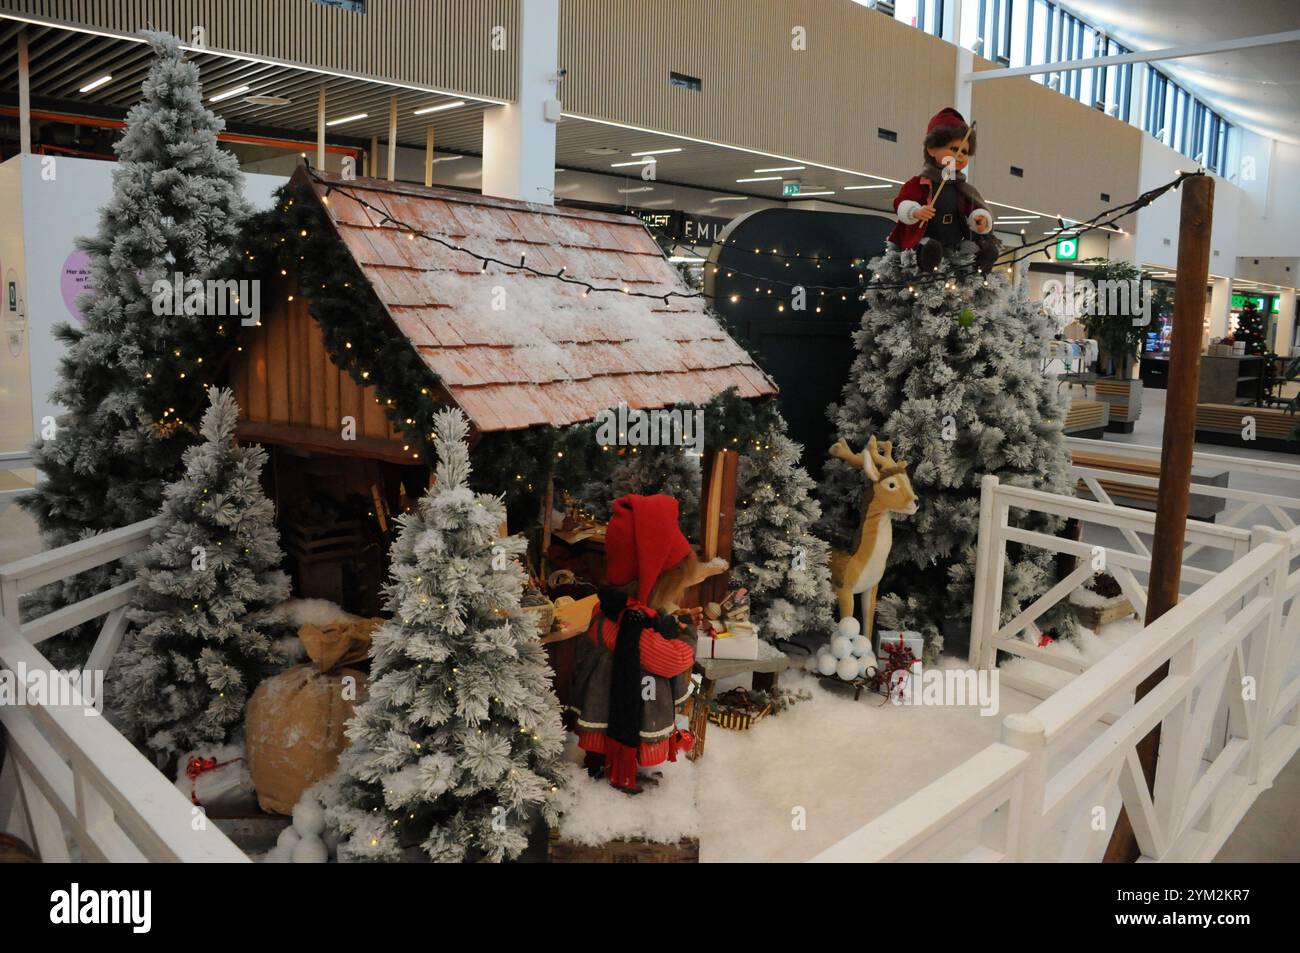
[782,180,802,197]
[1231,293,1267,311]
[1055,235,1079,260]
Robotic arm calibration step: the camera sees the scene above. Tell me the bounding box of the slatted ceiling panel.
[5,0,518,100]
[971,56,1142,229]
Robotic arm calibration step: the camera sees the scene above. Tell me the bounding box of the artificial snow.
[553,740,701,846]
[269,598,361,628]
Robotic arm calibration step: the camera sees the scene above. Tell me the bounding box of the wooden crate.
[1072,595,1136,631]
[284,518,370,606]
[548,830,699,863]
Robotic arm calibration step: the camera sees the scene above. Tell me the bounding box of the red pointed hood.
[604,494,692,604]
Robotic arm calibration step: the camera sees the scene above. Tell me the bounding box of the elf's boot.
[916,237,943,273]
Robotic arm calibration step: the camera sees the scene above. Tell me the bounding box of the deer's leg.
[837,586,855,622]
[863,586,879,644]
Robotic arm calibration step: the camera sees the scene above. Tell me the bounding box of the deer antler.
[829,438,866,471]
[868,436,907,471]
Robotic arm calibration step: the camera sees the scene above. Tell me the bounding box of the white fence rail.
[816,483,1300,863]
[0,520,248,862]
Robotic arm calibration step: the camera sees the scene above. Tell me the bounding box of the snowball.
[836,657,860,681]
[292,798,326,837]
[276,826,301,851]
[803,653,820,672]
[857,655,877,678]
[830,636,853,660]
[816,652,839,676]
[850,636,872,657]
[291,835,329,864]
[264,843,293,864]
[837,616,861,638]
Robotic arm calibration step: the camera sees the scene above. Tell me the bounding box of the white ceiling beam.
[964,29,1300,82]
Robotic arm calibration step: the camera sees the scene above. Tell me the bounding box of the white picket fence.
[814,478,1300,862]
[0,519,248,862]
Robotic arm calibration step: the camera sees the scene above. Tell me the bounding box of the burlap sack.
[245,618,378,815]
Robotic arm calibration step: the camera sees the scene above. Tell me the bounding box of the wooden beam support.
[424,126,435,187]
[316,83,326,171]
[1104,173,1215,863]
[17,28,31,155]
[387,95,398,182]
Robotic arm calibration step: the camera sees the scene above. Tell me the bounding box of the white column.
[1276,288,1297,356]
[1208,276,1232,342]
[481,0,559,205]
[316,84,326,170]
[17,28,31,154]
[387,95,398,182]
[943,0,963,45]
[954,46,974,122]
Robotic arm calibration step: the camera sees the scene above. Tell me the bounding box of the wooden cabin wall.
[232,291,406,453]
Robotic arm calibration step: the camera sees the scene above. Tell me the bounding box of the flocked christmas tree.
[1234,299,1267,356]
[732,417,834,641]
[326,408,566,863]
[585,444,701,528]
[112,388,289,763]
[819,246,1074,659]
[21,31,249,662]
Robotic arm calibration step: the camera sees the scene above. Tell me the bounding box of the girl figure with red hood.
[570,494,727,793]
[889,107,1001,275]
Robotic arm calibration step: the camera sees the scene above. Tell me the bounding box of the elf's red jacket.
[888,173,993,250]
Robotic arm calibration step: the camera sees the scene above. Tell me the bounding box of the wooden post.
[387,95,398,182]
[697,450,738,606]
[316,84,326,170]
[17,29,31,155]
[369,135,379,177]
[424,126,435,187]
[1104,173,1214,863]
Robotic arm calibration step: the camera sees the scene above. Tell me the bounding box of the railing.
[0,519,249,862]
[968,475,1252,700]
[815,486,1300,862]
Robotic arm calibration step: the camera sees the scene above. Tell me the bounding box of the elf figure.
[889,107,1001,274]
[570,494,727,794]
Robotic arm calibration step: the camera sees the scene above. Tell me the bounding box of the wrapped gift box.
[876,629,924,660]
[697,632,759,661]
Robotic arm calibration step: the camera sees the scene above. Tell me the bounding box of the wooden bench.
[1195,402,1297,449]
[1071,450,1228,519]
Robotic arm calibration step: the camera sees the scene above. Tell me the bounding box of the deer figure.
[828,436,919,639]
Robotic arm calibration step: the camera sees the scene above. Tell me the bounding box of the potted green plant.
[1079,258,1150,433]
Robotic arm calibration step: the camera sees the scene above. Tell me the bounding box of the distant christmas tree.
[732,418,834,641]
[21,31,249,664]
[1235,300,1267,356]
[819,245,1075,659]
[112,388,289,763]
[326,409,566,863]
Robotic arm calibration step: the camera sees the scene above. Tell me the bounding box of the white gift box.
[697,632,759,661]
[876,629,924,661]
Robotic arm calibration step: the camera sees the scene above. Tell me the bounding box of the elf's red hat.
[605,494,692,604]
[927,107,968,135]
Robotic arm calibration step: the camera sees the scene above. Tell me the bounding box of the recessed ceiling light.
[326,112,368,127]
[585,147,620,156]
[245,95,292,106]
[210,85,251,104]
[618,186,655,194]
[794,191,835,197]
[413,100,467,116]
[431,155,463,163]
[710,196,749,202]
[78,74,112,93]
[611,159,655,167]
[754,165,804,173]
[631,148,682,156]
[843,184,891,190]
[737,176,781,183]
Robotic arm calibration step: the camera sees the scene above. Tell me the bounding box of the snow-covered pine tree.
[326,408,566,863]
[732,417,834,640]
[112,388,289,763]
[581,444,701,529]
[21,31,248,662]
[819,245,1074,660]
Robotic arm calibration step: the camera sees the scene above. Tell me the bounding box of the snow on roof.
[296,167,777,434]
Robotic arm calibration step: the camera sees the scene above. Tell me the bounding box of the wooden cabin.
[230,164,778,615]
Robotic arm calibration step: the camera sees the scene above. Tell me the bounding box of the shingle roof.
[294,166,777,433]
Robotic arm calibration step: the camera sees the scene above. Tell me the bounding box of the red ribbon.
[185,755,243,806]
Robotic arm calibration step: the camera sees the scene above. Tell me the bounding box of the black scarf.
[598,587,648,752]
